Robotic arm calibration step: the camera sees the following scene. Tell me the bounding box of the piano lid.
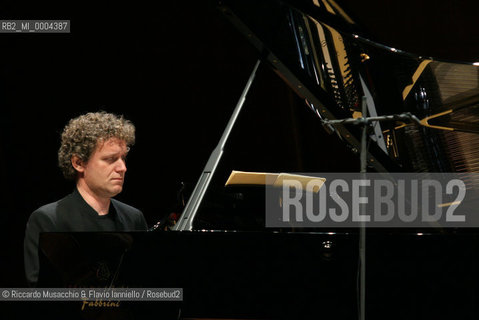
[217,0,479,173]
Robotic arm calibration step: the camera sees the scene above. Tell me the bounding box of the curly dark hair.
[58,111,136,180]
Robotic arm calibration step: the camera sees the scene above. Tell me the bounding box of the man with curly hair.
[24,111,148,287]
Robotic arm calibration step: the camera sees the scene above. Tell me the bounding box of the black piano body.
[37,229,479,319]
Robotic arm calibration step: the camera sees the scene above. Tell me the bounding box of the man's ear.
[71,155,85,173]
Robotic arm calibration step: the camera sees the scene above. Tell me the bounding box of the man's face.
[76,138,129,199]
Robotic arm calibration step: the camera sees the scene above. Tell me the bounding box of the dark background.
[1,0,479,288]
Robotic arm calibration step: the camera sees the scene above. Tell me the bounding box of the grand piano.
[37,0,479,319]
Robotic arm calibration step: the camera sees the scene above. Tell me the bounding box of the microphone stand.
[321,98,421,320]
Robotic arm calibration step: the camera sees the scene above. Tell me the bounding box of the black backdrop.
[1,0,479,289]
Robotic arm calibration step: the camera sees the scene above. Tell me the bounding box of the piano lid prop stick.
[173,59,261,231]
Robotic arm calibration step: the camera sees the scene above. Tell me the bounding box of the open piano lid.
[217,0,479,173]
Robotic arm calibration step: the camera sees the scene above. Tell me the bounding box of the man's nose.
[115,158,127,172]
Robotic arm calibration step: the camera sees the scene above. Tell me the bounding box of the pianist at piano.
[23,111,148,287]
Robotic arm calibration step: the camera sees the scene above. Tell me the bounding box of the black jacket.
[23,188,148,286]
